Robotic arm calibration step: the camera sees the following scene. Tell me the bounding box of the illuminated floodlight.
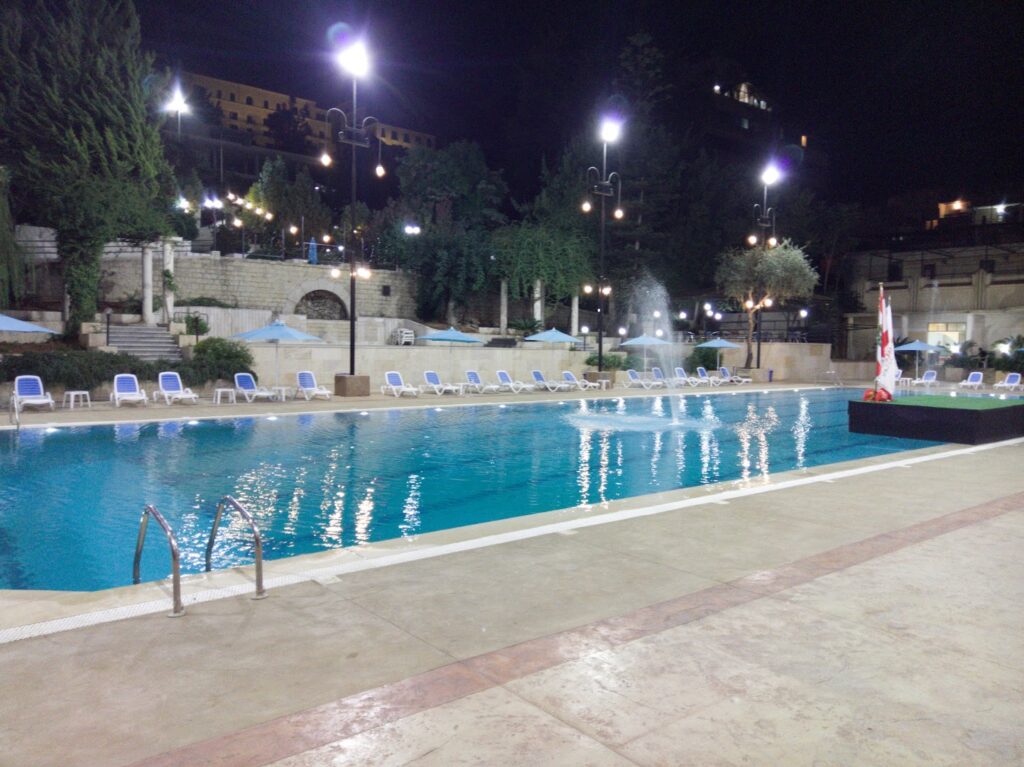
[713,312,722,320]
[330,267,342,278]
[613,207,624,220]
[655,329,664,337]
[618,326,627,336]
[703,302,712,311]
[355,266,372,279]
[320,152,333,167]
[581,199,592,213]
[289,225,299,235]
[601,285,611,296]
[799,308,809,318]
[747,234,758,246]
[599,117,622,144]
[678,311,687,320]
[337,40,370,78]
[745,299,754,309]
[581,325,590,334]
[767,236,778,248]
[582,284,593,294]
[761,163,781,186]
[403,224,421,235]
[375,163,386,178]
[705,309,714,317]
[764,297,773,307]
[995,203,1006,215]
[164,86,189,115]
[322,234,331,243]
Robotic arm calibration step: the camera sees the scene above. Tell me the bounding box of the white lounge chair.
[296,371,332,400]
[695,367,722,387]
[623,369,664,389]
[110,374,148,407]
[234,372,276,403]
[531,370,571,392]
[993,372,1022,391]
[651,367,673,387]
[958,371,984,390]
[11,375,55,414]
[672,367,699,387]
[496,370,535,393]
[562,371,599,391]
[464,370,500,394]
[720,366,752,385]
[381,371,419,397]
[911,370,938,388]
[154,371,199,405]
[421,371,462,395]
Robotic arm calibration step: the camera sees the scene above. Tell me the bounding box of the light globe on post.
[600,117,622,144]
[320,152,333,167]
[761,163,781,187]
[164,84,190,139]
[337,40,370,78]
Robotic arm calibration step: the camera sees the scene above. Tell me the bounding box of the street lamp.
[749,161,784,367]
[164,84,190,139]
[328,37,384,377]
[582,115,624,372]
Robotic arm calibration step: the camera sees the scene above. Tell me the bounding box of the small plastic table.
[213,388,236,405]
[62,390,91,409]
[272,386,293,402]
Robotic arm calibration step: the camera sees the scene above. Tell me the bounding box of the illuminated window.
[801,135,808,147]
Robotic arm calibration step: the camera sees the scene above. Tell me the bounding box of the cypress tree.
[0,167,25,309]
[0,0,173,330]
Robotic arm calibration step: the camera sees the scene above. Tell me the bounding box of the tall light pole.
[330,39,381,376]
[748,162,782,368]
[582,117,624,372]
[164,84,190,140]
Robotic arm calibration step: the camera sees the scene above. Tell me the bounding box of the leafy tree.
[389,142,507,321]
[240,159,331,255]
[0,167,25,309]
[264,107,313,155]
[716,240,818,367]
[0,0,174,330]
[491,222,590,302]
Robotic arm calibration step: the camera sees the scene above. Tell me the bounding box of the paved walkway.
[1,431,1021,765]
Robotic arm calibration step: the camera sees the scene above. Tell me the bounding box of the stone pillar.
[532,279,543,323]
[142,245,154,325]
[900,313,909,339]
[162,239,176,323]
[570,293,579,336]
[499,279,508,334]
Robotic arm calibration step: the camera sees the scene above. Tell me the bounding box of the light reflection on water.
[0,389,944,590]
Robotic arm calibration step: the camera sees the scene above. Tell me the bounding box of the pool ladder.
[132,495,266,618]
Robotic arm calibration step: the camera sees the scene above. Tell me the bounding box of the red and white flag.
[875,284,897,397]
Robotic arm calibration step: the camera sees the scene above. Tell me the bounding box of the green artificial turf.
[893,395,1024,410]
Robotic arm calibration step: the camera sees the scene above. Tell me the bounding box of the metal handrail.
[205,495,266,599]
[133,505,185,617]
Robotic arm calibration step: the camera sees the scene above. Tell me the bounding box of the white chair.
[720,366,752,385]
[110,374,148,407]
[993,372,1022,391]
[381,371,419,397]
[623,369,662,389]
[420,371,462,395]
[695,367,723,387]
[562,371,599,391]
[154,371,199,405]
[496,370,535,393]
[234,372,276,403]
[911,370,938,388]
[464,370,500,394]
[11,375,55,414]
[672,367,699,387]
[531,370,571,392]
[958,371,984,390]
[651,367,673,387]
[296,371,332,400]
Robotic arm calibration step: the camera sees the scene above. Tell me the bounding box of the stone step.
[106,324,183,362]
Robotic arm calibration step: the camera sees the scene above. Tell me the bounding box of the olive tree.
[715,240,818,368]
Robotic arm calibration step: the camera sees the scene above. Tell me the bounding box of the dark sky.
[136,0,1024,206]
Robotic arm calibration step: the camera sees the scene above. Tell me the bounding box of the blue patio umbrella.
[233,319,324,385]
[696,337,741,369]
[417,327,482,379]
[524,328,581,344]
[307,239,318,265]
[0,313,57,334]
[895,340,945,378]
[621,334,671,371]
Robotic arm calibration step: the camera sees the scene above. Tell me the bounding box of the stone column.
[162,239,176,323]
[532,279,543,323]
[499,279,508,334]
[570,293,579,336]
[142,244,154,325]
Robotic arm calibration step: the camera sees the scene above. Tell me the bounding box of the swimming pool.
[0,388,939,591]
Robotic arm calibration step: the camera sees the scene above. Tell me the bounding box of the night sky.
[136,0,1024,207]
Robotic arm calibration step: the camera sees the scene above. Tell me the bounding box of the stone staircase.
[108,324,182,362]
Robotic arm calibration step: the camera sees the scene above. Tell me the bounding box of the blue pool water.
[0,388,940,591]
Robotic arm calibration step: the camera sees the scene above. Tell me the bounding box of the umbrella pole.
[275,342,281,387]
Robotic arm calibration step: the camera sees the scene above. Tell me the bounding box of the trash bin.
[768,369,774,382]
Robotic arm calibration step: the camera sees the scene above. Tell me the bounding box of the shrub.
[181,296,236,308]
[584,352,643,370]
[508,318,541,334]
[0,350,156,390]
[189,337,254,381]
[686,347,720,371]
[184,315,210,336]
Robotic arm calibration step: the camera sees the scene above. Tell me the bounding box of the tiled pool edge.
[1,434,1020,645]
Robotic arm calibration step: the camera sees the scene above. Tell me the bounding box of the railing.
[8,399,19,429]
[133,505,185,617]
[205,495,266,600]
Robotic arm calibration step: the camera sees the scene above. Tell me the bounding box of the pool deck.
[2,384,1023,765]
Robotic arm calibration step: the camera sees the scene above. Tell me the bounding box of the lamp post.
[164,85,189,139]
[581,117,625,372]
[329,39,383,376]
[747,162,782,368]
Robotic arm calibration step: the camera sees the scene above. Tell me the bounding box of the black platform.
[849,399,1024,444]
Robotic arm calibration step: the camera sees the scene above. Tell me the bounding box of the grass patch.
[893,394,1024,410]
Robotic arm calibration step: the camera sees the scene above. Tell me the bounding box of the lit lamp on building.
[581,116,625,372]
[164,84,190,139]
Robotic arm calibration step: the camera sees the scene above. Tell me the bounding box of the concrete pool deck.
[1,385,1022,765]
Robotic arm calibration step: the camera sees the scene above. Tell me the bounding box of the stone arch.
[285,279,350,319]
[295,290,347,320]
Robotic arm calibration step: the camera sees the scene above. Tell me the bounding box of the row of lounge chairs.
[380,366,754,398]
[9,370,334,413]
[897,369,1023,391]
